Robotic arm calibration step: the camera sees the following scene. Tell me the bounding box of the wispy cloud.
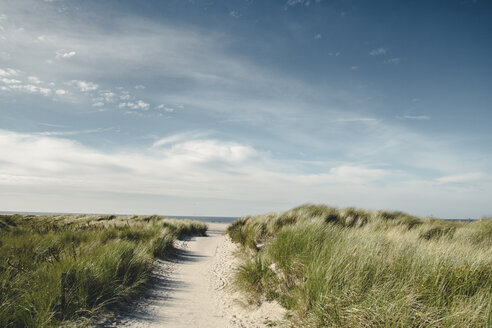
[55,49,76,59]
[332,117,377,123]
[0,68,19,77]
[152,131,214,147]
[70,80,99,92]
[36,127,116,136]
[326,165,387,184]
[4,83,52,96]
[118,100,150,110]
[229,10,240,18]
[401,115,430,120]
[386,57,401,64]
[286,0,311,6]
[1,77,21,84]
[95,91,116,103]
[0,66,72,98]
[156,104,175,112]
[27,76,42,84]
[369,47,387,56]
[38,122,68,128]
[436,172,489,184]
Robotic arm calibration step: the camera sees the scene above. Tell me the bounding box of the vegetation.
[0,213,206,327]
[227,204,492,327]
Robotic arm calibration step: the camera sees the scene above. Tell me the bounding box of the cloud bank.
[1,129,490,218]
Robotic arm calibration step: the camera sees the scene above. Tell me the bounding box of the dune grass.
[0,213,206,327]
[227,204,492,327]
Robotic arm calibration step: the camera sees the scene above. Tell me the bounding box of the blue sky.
[0,0,491,219]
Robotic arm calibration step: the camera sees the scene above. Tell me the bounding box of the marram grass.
[227,204,492,327]
[0,213,206,327]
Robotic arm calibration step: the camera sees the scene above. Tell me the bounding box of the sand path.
[98,222,285,328]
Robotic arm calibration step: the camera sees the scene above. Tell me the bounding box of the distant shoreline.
[0,211,238,223]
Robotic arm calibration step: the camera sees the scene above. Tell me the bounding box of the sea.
[0,211,239,224]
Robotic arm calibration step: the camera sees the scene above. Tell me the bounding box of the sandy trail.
[98,222,285,328]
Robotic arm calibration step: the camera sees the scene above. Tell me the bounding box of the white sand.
[97,222,286,328]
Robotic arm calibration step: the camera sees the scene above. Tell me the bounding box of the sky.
[0,0,491,219]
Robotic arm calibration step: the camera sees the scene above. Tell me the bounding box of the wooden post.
[61,272,67,315]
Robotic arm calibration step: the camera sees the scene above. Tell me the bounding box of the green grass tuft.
[0,213,206,327]
[228,204,492,327]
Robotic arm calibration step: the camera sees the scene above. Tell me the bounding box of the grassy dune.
[0,214,206,327]
[227,205,492,327]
